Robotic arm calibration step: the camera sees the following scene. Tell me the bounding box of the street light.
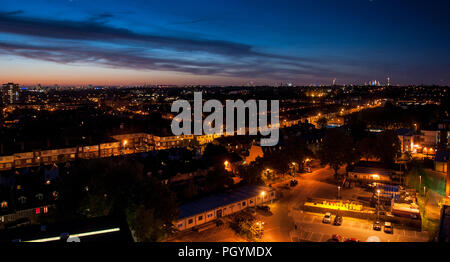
[337,186,341,199]
[377,189,381,219]
[224,160,231,172]
[291,162,298,177]
[256,221,264,239]
[419,175,422,193]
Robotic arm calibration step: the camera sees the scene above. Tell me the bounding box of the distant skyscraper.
[1,82,20,105]
[332,78,336,86]
[387,77,391,86]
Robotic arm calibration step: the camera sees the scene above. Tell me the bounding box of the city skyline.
[1,0,450,86]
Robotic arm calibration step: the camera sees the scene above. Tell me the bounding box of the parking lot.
[290,211,430,242]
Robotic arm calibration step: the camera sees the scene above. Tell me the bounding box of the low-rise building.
[397,128,416,153]
[174,185,276,231]
[348,167,393,183]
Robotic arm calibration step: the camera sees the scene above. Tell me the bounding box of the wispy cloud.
[0,11,347,81]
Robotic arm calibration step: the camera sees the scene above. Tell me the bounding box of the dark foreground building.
[438,205,450,242]
[0,216,133,242]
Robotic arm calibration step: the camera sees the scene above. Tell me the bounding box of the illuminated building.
[1,82,20,105]
[174,185,275,231]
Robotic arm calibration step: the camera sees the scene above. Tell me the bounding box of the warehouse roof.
[349,166,393,176]
[178,185,273,219]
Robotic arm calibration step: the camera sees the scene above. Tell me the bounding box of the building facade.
[174,185,276,231]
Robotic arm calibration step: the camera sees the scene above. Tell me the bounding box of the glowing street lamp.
[419,175,422,193]
[224,160,231,172]
[377,189,381,219]
[337,186,341,199]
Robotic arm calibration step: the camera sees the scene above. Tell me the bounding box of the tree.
[317,117,328,129]
[357,137,377,161]
[126,177,179,241]
[230,211,259,241]
[375,131,401,165]
[238,160,264,185]
[318,129,359,178]
[203,167,234,192]
[202,144,229,167]
[41,158,179,242]
[284,137,313,164]
[348,119,368,142]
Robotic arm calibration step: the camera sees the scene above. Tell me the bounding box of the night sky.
[0,0,449,86]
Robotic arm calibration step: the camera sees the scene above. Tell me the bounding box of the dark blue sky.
[0,0,449,85]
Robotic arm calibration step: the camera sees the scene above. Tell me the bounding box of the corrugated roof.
[350,167,393,176]
[178,185,272,219]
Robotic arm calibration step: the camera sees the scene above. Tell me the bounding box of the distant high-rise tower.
[1,82,20,105]
[332,78,336,86]
[387,77,391,86]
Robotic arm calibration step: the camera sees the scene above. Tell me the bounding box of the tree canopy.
[318,129,359,177]
[41,158,179,241]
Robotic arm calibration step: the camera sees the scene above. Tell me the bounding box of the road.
[257,166,341,242]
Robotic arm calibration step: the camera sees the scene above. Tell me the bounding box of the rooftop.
[178,185,273,219]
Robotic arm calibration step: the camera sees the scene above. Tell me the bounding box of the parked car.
[290,179,298,187]
[344,238,360,242]
[373,220,382,231]
[322,212,332,224]
[256,205,270,212]
[333,215,343,226]
[384,222,394,234]
[328,234,343,242]
[247,207,256,215]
